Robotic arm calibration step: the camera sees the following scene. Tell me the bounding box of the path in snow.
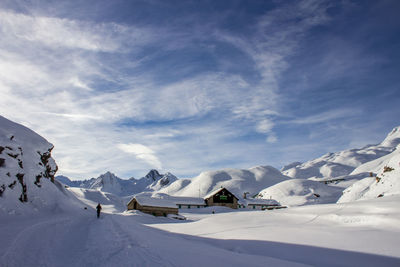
[0,211,306,267]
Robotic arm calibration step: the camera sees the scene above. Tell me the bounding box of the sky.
[0,0,399,180]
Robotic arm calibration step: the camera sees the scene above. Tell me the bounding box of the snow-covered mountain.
[0,115,79,215]
[338,142,400,203]
[282,126,400,180]
[158,165,290,199]
[57,169,178,197]
[256,179,344,206]
[56,175,96,188]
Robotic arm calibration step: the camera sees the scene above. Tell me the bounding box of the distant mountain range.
[158,165,290,199]
[56,169,178,197]
[56,126,400,204]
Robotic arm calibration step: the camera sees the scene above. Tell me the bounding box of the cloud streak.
[117,143,162,170]
[1,0,396,179]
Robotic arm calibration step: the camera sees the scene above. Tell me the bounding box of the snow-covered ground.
[1,195,400,267]
[152,196,400,266]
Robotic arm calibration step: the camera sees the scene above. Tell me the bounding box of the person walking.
[96,203,102,218]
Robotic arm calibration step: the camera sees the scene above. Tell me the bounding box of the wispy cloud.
[1,1,329,177]
[117,143,162,170]
[0,10,154,52]
[288,108,362,125]
[1,0,395,179]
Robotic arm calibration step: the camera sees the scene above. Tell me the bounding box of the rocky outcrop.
[0,116,58,205]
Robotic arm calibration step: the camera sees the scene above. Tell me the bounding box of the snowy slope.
[282,126,400,179]
[256,179,344,206]
[338,144,400,203]
[159,165,290,199]
[0,115,80,215]
[68,187,126,213]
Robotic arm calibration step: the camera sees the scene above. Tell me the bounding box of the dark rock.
[8,181,17,189]
[0,184,5,196]
[7,153,18,159]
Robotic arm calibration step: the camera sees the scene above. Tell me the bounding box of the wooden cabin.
[204,187,239,209]
[127,193,178,216]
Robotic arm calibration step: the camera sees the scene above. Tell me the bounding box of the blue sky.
[0,0,399,179]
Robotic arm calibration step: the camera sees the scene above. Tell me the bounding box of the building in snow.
[239,198,284,210]
[127,188,241,215]
[204,187,239,209]
[127,193,178,216]
[171,196,207,209]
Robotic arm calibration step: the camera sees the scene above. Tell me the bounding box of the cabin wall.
[127,199,136,210]
[206,196,238,209]
[177,204,206,209]
[139,206,178,216]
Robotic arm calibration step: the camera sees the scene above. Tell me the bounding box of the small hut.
[204,187,239,209]
[241,198,281,210]
[127,193,178,216]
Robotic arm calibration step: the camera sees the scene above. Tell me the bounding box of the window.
[178,204,181,208]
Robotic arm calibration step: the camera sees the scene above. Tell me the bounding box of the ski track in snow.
[0,213,177,267]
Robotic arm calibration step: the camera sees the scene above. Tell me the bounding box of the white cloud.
[256,119,274,134]
[117,143,162,170]
[289,108,361,125]
[266,134,278,144]
[0,2,336,179]
[0,10,154,52]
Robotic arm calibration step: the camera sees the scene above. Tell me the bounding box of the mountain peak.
[145,169,162,181]
[381,126,400,148]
